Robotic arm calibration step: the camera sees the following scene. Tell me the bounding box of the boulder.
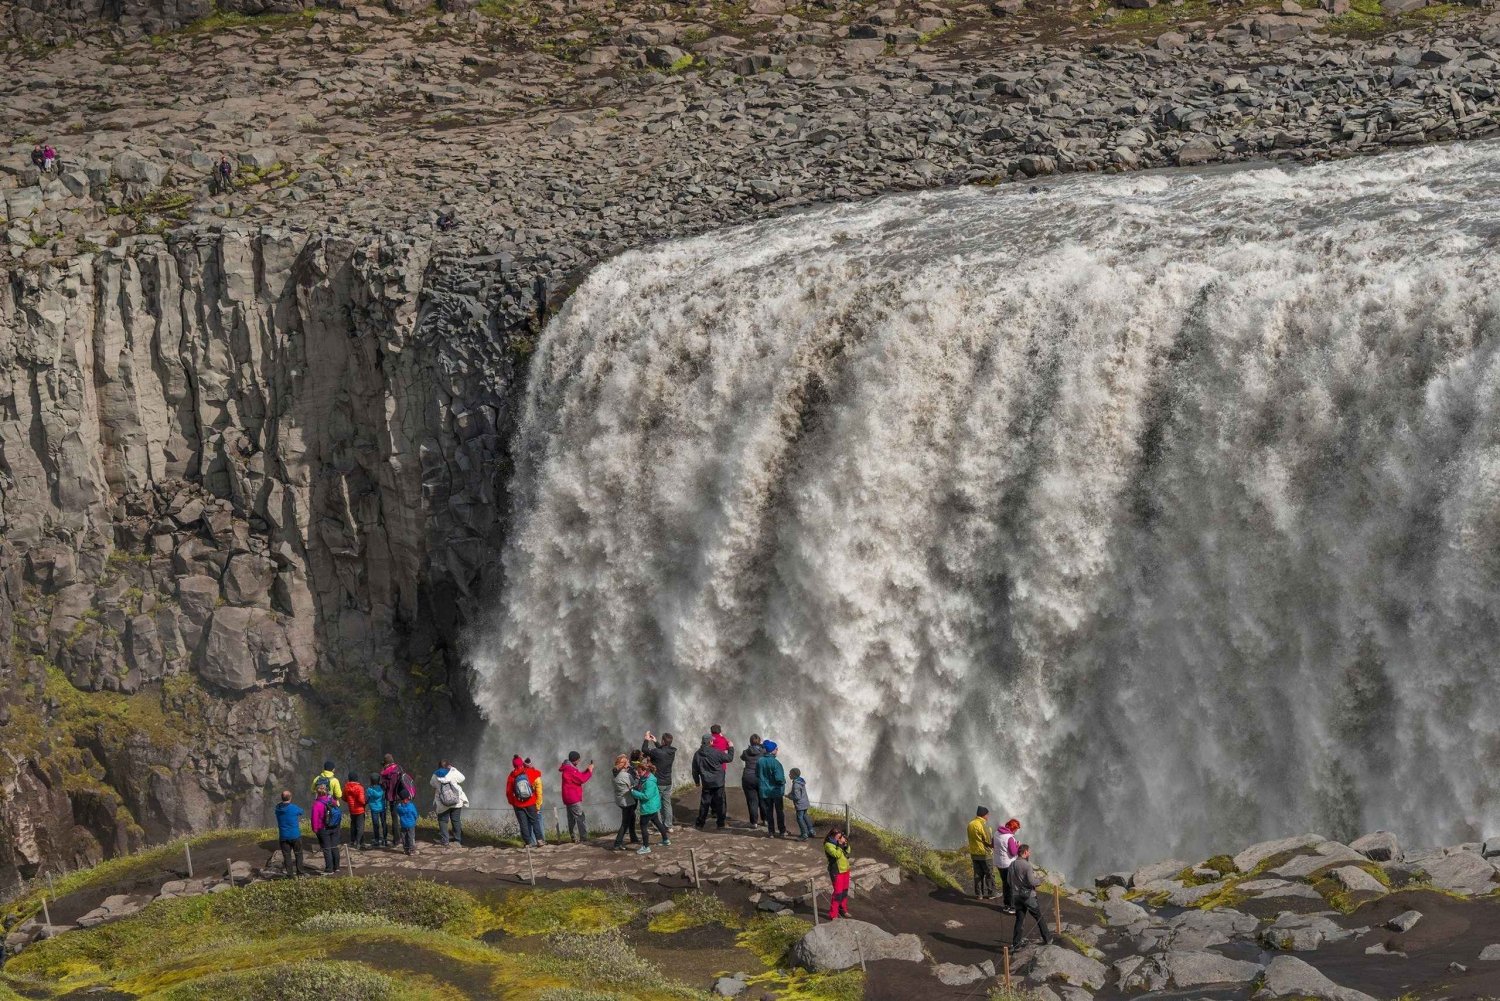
[1482,838,1500,859]
[1330,866,1386,895]
[1421,851,1499,895]
[1026,945,1107,990]
[790,920,924,972]
[1234,835,1324,874]
[1479,944,1500,961]
[1380,0,1426,12]
[713,977,747,997]
[1253,955,1378,1001]
[1349,832,1398,863]
[1175,140,1220,167]
[1122,950,1262,991]
[1260,913,1352,952]
[1129,859,1187,888]
[111,152,166,187]
[5,186,43,219]
[222,554,276,606]
[1101,898,1149,926]
[1386,910,1421,932]
[934,962,986,986]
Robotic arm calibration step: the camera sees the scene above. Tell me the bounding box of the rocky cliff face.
[0,228,539,880]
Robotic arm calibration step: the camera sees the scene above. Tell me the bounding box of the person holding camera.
[642,731,677,831]
[559,751,594,843]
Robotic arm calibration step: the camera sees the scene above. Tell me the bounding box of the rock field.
[4,0,1500,881]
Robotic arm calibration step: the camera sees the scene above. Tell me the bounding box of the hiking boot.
[636,846,652,855]
[661,839,672,847]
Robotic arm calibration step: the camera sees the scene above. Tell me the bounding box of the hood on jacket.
[512,756,525,768]
[435,766,450,778]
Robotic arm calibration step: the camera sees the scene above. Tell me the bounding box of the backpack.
[396,771,416,802]
[323,800,343,829]
[437,779,461,808]
[513,773,534,802]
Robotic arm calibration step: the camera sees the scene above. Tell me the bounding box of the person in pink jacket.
[311,788,342,875]
[559,751,594,843]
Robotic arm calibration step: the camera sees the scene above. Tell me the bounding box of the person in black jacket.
[642,732,676,831]
[739,735,765,827]
[691,733,732,828]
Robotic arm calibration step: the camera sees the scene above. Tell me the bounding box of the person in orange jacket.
[507,756,545,847]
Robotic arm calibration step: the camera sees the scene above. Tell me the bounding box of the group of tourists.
[273,754,460,876]
[967,807,1051,948]
[268,734,1050,932]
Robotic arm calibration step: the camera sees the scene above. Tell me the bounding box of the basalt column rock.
[0,229,534,878]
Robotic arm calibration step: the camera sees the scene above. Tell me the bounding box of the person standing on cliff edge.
[996,818,1021,913]
[739,735,765,828]
[1009,844,1051,949]
[967,806,995,899]
[692,733,732,828]
[642,732,676,831]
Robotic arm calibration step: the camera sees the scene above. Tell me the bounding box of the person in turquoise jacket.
[630,761,670,855]
[366,773,388,848]
[757,740,788,838]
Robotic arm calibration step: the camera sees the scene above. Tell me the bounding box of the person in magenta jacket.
[311,789,341,874]
[558,751,594,843]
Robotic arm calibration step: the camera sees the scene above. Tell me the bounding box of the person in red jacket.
[344,772,368,850]
[507,756,545,847]
[558,751,594,843]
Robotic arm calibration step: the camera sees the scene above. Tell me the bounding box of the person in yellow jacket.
[967,806,996,899]
[312,760,342,801]
[824,826,852,921]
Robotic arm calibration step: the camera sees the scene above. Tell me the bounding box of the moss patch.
[737,913,811,967]
[647,892,741,934]
[483,888,640,937]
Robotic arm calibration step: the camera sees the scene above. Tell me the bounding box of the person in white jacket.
[430,760,469,846]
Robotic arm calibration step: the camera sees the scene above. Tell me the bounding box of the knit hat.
[323,759,335,770]
[977,806,990,817]
[761,740,778,753]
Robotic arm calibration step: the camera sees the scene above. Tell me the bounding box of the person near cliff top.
[42,145,56,173]
[215,154,233,194]
[788,767,814,841]
[558,752,593,843]
[631,759,669,855]
[507,755,545,847]
[395,796,419,856]
[312,761,342,801]
[366,772,388,848]
[757,740,788,838]
[611,754,640,851]
[30,144,45,171]
[344,772,368,850]
[967,806,995,900]
[431,760,468,847]
[996,817,1022,913]
[824,825,852,920]
[274,790,305,878]
[691,733,732,829]
[311,785,342,875]
[1009,843,1051,949]
[739,734,765,828]
[641,732,676,831]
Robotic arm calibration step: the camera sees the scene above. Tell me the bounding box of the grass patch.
[1331,0,1386,31]
[747,968,863,1001]
[483,887,640,937]
[147,959,426,1001]
[648,891,742,934]
[737,913,812,966]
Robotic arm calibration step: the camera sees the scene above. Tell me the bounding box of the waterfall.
[469,144,1500,875]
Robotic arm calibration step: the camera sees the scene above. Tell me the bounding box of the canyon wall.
[0,228,537,880]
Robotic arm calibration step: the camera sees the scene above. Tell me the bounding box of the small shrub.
[738,913,811,966]
[542,929,666,989]
[151,960,398,1001]
[297,911,406,933]
[648,891,740,933]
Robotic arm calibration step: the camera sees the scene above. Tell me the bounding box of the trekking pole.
[1002,946,1011,989]
[1053,884,1061,936]
[184,842,194,879]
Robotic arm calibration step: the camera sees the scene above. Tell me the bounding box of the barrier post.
[690,848,700,889]
[810,880,819,925]
[1003,946,1011,989]
[1053,884,1062,935]
[527,845,536,886]
[184,842,194,879]
[45,872,53,899]
[41,893,52,929]
[844,804,851,839]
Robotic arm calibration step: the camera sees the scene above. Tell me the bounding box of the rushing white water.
[470,144,1500,875]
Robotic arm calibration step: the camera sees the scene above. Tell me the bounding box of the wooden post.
[347,843,355,878]
[527,845,536,886]
[40,893,52,929]
[1002,946,1011,989]
[553,806,561,839]
[185,842,194,879]
[1053,883,1061,935]
[690,848,700,890]
[810,880,819,926]
[45,871,53,899]
[844,803,851,839]
[854,929,866,972]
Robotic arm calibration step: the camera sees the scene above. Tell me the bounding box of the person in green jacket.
[311,760,342,801]
[631,761,671,855]
[756,740,788,838]
[824,826,851,920]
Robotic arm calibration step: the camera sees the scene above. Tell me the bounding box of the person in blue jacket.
[757,741,788,838]
[275,790,304,877]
